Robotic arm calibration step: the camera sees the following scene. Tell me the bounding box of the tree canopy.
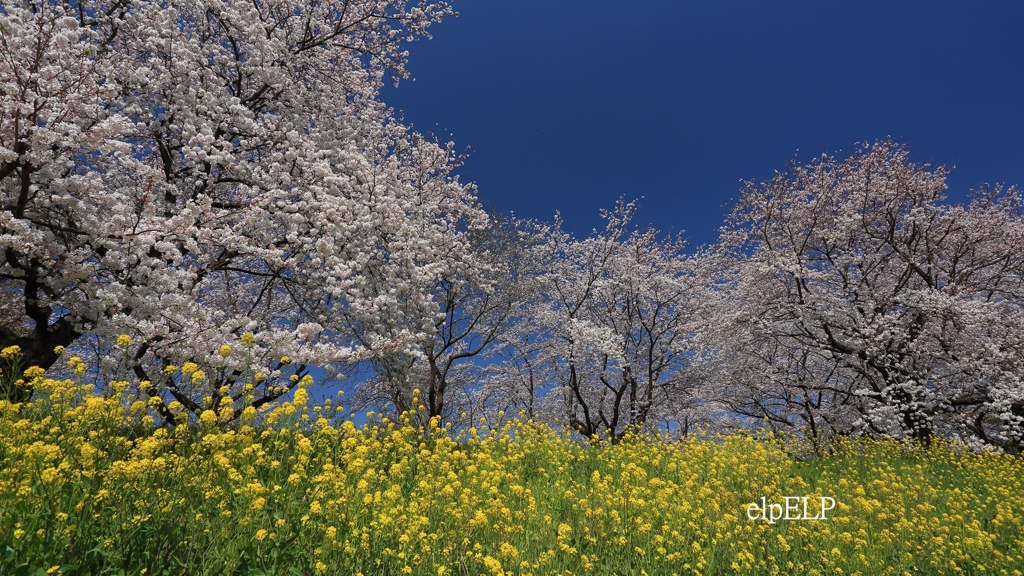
[1,0,485,411]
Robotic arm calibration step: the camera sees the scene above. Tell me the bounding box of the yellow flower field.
[2,373,1023,575]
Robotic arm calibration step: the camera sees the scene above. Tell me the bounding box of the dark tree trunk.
[1,317,81,402]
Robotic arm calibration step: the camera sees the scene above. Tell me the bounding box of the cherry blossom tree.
[708,141,1024,449]
[484,201,703,439]
[475,317,550,424]
[0,0,487,410]
[352,214,546,424]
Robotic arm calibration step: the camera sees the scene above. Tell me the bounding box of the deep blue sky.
[383,1,1024,248]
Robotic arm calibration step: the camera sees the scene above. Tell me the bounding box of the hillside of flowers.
[2,349,1023,576]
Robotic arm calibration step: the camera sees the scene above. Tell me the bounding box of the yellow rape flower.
[199,410,218,426]
[499,542,519,559]
[481,556,503,575]
[241,333,256,348]
[116,334,132,348]
[219,344,231,357]
[23,366,46,379]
